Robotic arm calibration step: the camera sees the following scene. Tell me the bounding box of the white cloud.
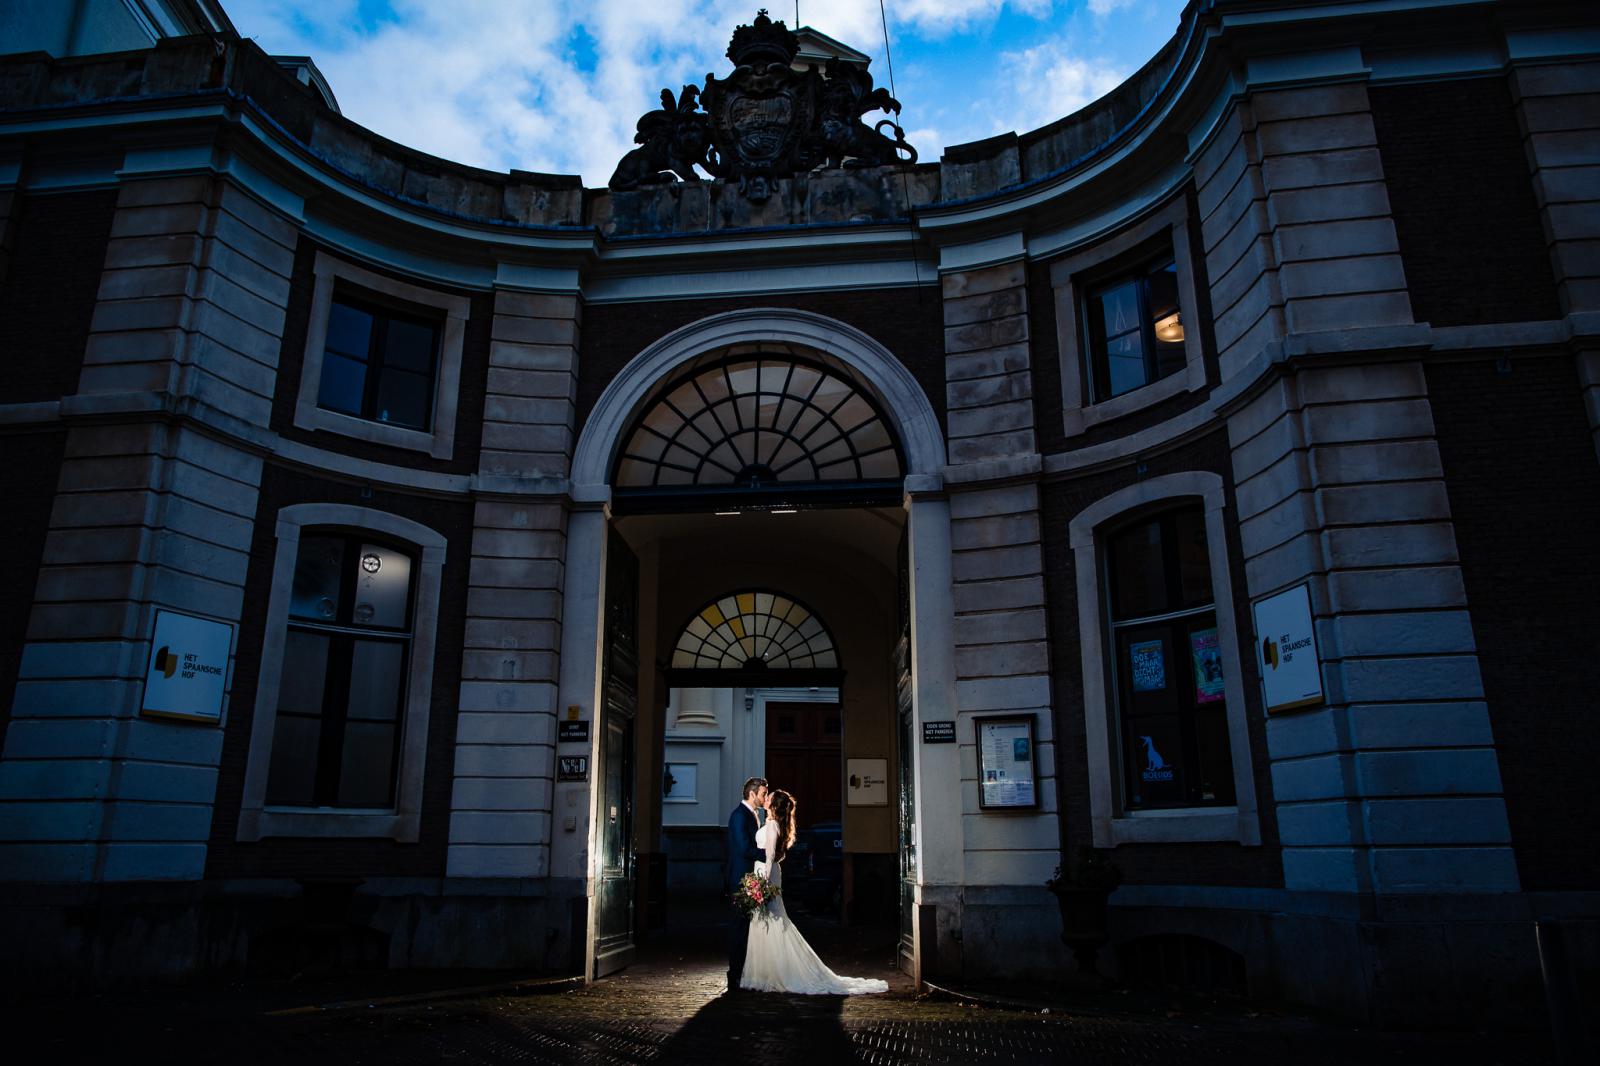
[1088,0,1137,14]
[221,0,1127,185]
[993,37,1126,134]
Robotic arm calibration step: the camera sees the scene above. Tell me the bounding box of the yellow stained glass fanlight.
[671,590,838,670]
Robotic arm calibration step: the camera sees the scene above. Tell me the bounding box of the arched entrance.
[556,309,955,983]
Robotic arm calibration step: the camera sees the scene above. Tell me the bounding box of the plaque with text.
[558,756,588,782]
[1253,582,1325,713]
[140,609,235,724]
[558,720,590,743]
[922,721,955,744]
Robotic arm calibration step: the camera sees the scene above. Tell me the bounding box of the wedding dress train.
[739,820,889,995]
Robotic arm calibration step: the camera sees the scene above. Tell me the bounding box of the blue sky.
[225,1,1187,187]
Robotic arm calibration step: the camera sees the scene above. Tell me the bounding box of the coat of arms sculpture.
[609,9,916,201]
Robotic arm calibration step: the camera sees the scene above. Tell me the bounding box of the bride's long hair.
[768,790,797,864]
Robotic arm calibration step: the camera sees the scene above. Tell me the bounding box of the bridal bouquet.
[733,871,781,925]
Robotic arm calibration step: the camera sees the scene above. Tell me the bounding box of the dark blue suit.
[725,802,764,988]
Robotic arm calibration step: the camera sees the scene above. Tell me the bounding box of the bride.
[740,789,889,995]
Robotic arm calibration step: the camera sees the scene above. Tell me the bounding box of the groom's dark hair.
[742,777,768,799]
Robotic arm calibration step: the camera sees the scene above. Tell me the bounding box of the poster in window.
[977,715,1039,809]
[1130,639,1166,691]
[1190,627,1224,704]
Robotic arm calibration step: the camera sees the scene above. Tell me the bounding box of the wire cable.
[877,0,924,294]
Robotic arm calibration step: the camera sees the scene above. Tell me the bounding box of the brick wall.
[1426,354,1600,890]
[1040,430,1284,886]
[270,236,493,475]
[1370,77,1560,327]
[0,190,118,402]
[577,288,946,440]
[205,464,473,880]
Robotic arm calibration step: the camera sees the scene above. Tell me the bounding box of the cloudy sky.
[225,0,1186,186]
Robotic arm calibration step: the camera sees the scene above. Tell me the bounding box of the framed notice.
[846,758,889,806]
[1252,582,1324,713]
[976,714,1039,810]
[140,609,234,724]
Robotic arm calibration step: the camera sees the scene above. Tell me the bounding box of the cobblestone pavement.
[9,907,1552,1065]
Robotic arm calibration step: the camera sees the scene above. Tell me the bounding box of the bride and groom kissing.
[723,776,888,996]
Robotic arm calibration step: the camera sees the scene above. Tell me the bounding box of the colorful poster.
[1130,639,1166,691]
[1191,627,1224,704]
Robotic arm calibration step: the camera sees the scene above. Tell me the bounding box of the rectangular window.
[315,291,440,431]
[266,534,414,809]
[1084,258,1186,403]
[1107,506,1234,810]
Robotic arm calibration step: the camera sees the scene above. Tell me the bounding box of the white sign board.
[846,758,889,806]
[1252,582,1324,713]
[141,609,234,724]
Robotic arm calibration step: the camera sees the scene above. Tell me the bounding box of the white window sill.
[239,805,419,842]
[299,404,442,456]
[1069,362,1204,436]
[1097,805,1260,846]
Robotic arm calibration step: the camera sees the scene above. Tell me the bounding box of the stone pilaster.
[0,173,294,881]
[1229,361,1516,894]
[1511,59,1600,462]
[444,288,581,878]
[934,256,1061,975]
[941,261,1036,464]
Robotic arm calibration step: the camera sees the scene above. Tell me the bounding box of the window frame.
[1068,472,1261,846]
[265,533,414,811]
[238,503,447,842]
[1050,196,1208,437]
[294,252,469,460]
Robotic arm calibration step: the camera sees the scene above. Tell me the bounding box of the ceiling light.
[1153,312,1184,343]
[714,510,740,516]
[771,509,798,514]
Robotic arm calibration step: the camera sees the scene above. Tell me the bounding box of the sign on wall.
[846,758,889,806]
[140,609,234,724]
[922,721,955,744]
[1252,582,1325,713]
[662,762,697,803]
[976,714,1039,810]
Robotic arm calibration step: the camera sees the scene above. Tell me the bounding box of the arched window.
[671,590,838,670]
[1105,505,1234,810]
[1068,471,1260,846]
[612,344,903,508]
[238,504,446,843]
[266,533,416,809]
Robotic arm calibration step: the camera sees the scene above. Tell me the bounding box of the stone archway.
[555,308,957,983]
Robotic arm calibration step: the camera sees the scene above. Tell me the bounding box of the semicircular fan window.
[671,590,838,670]
[614,345,903,491]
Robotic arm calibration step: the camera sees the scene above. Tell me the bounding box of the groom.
[724,776,768,993]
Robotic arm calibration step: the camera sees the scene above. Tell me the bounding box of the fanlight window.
[672,591,838,670]
[614,345,903,492]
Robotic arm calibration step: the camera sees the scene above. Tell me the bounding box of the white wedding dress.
[739,820,889,995]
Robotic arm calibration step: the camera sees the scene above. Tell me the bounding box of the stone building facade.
[1,0,1597,1025]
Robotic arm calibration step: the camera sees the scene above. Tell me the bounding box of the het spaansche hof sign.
[608,9,917,202]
